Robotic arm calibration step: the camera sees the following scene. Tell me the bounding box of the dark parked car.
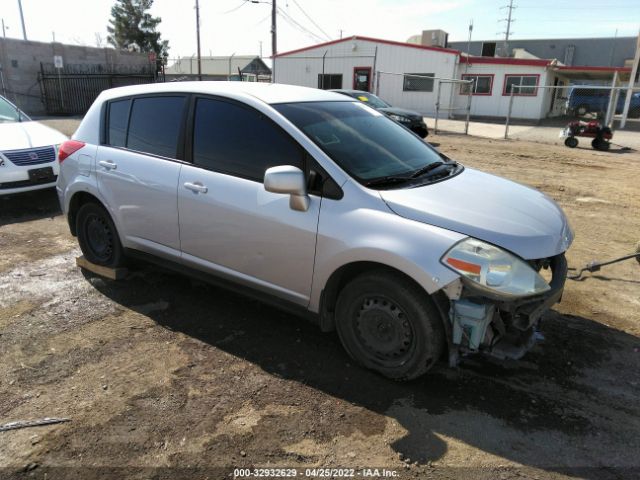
[567,86,640,117]
[330,89,429,138]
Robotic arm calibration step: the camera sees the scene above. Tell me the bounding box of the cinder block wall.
[0,37,149,116]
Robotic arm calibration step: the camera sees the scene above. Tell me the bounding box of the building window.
[481,42,496,57]
[460,74,494,95]
[318,74,342,89]
[403,73,434,92]
[503,74,539,96]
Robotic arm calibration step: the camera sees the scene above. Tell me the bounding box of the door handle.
[98,160,117,170]
[183,181,208,194]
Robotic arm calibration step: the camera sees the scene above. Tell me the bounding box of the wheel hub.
[86,215,113,260]
[355,297,413,360]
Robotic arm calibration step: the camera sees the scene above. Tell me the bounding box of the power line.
[277,6,325,43]
[221,1,249,14]
[290,0,331,40]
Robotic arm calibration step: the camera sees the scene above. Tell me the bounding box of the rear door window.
[192,97,303,182]
[126,96,186,158]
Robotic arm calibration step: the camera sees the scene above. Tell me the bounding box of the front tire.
[564,136,578,148]
[76,202,125,268]
[335,271,445,380]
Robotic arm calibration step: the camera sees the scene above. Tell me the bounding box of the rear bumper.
[409,122,428,138]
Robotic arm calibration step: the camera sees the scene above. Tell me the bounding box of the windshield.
[0,97,24,123]
[274,101,443,182]
[353,92,390,109]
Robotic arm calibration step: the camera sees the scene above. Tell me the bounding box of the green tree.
[107,0,169,68]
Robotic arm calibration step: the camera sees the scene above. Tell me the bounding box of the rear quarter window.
[107,99,130,147]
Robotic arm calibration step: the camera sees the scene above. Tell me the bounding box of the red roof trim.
[555,65,631,72]
[460,56,551,67]
[273,35,460,58]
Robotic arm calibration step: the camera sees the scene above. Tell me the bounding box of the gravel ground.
[0,120,639,480]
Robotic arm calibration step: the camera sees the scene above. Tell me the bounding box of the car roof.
[97,81,352,105]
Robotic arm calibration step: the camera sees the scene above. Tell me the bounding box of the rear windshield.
[274,101,442,182]
[354,93,389,109]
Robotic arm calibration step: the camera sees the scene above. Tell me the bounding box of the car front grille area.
[2,146,56,166]
[0,176,57,190]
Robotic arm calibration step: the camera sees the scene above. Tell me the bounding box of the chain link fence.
[504,84,640,150]
[375,71,473,135]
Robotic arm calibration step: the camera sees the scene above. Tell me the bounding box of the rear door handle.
[98,160,117,170]
[183,181,208,194]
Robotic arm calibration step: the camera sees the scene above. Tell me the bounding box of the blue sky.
[1,0,638,59]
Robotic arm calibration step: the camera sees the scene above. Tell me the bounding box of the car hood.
[0,121,67,151]
[379,168,573,260]
[378,107,424,121]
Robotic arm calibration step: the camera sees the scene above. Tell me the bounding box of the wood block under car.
[75,256,128,281]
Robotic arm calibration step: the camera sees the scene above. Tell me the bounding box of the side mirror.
[264,165,310,212]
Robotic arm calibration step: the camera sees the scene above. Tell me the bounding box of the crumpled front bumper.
[446,254,568,363]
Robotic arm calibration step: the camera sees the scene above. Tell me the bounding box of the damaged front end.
[439,238,568,365]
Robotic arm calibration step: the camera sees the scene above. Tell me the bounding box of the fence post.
[464,80,472,135]
[434,79,441,134]
[605,71,619,127]
[504,85,516,139]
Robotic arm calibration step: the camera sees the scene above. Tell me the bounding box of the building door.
[353,67,372,91]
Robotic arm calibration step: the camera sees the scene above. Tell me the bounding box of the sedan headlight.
[441,238,550,297]
[389,114,411,123]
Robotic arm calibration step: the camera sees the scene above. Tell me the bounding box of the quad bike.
[560,120,612,151]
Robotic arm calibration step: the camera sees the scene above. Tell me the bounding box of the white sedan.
[0,95,68,194]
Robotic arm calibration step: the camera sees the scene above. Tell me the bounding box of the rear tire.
[592,138,610,151]
[335,271,445,381]
[76,202,125,268]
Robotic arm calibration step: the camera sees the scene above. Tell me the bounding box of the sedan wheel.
[336,270,445,380]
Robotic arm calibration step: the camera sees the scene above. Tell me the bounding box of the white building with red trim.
[273,36,630,120]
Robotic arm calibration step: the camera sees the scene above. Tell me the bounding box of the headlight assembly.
[441,238,550,297]
[389,114,410,123]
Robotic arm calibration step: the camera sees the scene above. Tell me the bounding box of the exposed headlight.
[389,114,410,123]
[441,238,550,297]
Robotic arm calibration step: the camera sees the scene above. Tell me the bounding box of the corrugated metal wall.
[274,38,459,115]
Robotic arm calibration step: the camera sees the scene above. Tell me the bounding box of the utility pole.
[195,0,202,81]
[339,29,343,39]
[499,0,515,57]
[259,41,263,58]
[1,19,7,38]
[17,0,27,40]
[271,0,277,82]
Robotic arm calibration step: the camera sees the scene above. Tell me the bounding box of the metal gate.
[39,63,157,115]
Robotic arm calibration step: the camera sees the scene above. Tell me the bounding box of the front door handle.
[183,181,208,194]
[98,160,117,170]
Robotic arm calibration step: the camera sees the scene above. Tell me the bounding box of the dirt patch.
[0,129,639,480]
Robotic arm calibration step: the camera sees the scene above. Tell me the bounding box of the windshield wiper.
[364,175,413,188]
[409,161,444,178]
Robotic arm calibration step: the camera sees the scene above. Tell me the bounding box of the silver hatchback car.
[57,82,573,380]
